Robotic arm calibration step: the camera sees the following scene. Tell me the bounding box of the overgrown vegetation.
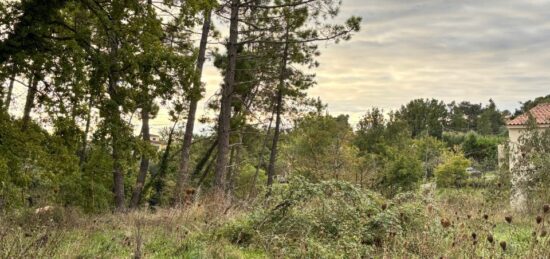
[1,0,549,257]
[1,178,549,258]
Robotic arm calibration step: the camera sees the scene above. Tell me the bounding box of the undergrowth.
[1,177,548,258]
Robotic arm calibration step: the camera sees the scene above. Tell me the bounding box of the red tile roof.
[508,103,550,126]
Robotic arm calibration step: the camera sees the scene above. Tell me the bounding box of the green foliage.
[413,136,446,178]
[220,177,426,258]
[435,152,470,188]
[2,179,549,258]
[355,107,387,155]
[514,126,550,209]
[283,113,360,181]
[442,131,503,170]
[378,148,424,196]
[396,98,447,139]
[233,164,267,199]
[477,99,506,135]
[0,114,80,210]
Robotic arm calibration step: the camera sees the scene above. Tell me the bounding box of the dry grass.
[384,188,550,258]
[0,187,548,258]
[0,195,262,258]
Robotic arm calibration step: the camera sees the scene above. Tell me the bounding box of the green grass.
[1,183,548,258]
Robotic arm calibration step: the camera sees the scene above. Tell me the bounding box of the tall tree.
[262,1,361,191]
[355,108,386,155]
[214,0,240,191]
[477,99,505,135]
[397,98,447,139]
[173,8,213,205]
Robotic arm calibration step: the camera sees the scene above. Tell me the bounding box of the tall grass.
[0,183,548,258]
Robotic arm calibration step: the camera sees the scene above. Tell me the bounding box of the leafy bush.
[219,177,426,258]
[442,131,503,171]
[0,115,82,211]
[435,152,470,187]
[378,149,423,196]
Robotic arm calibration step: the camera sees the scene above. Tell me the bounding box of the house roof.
[507,103,550,126]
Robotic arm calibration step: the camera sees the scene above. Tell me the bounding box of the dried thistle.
[536,215,543,224]
[487,234,494,244]
[483,214,489,220]
[505,215,512,224]
[471,232,477,240]
[499,241,507,251]
[541,229,548,237]
[441,218,451,228]
[544,204,549,214]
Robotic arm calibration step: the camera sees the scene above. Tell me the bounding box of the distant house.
[506,103,550,170]
[150,134,166,150]
[504,103,550,210]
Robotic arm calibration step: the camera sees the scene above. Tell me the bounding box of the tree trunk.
[227,132,243,194]
[130,107,151,208]
[191,138,217,177]
[226,132,242,194]
[173,10,211,205]
[197,155,215,187]
[248,109,275,198]
[226,142,237,192]
[21,74,37,131]
[108,38,125,212]
[125,0,157,210]
[149,123,176,208]
[79,96,93,168]
[214,0,239,190]
[266,30,290,193]
[266,89,283,192]
[109,88,126,211]
[111,126,126,211]
[3,71,15,112]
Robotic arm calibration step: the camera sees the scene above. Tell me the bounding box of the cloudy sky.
[150,0,549,133]
[310,0,550,119]
[7,0,550,133]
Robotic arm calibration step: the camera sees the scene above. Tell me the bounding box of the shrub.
[442,131,503,171]
[435,152,470,187]
[379,149,423,196]
[220,177,426,258]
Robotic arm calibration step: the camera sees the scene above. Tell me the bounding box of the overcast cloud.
[304,0,550,123]
[11,0,549,132]
[147,0,550,132]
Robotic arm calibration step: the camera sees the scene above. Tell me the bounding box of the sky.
[158,0,550,133]
[307,0,550,121]
[6,0,550,134]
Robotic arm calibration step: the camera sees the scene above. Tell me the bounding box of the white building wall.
[506,125,549,211]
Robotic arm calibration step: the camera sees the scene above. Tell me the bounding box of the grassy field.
[1,181,549,258]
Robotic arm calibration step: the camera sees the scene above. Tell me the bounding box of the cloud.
[6,1,548,134]
[305,0,550,124]
[143,0,550,132]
